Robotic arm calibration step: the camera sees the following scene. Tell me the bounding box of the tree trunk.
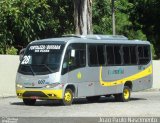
[74,0,92,35]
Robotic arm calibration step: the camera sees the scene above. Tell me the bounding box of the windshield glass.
[18,43,65,75]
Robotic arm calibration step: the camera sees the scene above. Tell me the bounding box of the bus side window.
[114,46,122,65]
[62,43,86,75]
[106,46,114,65]
[97,45,105,65]
[138,45,150,65]
[62,50,70,75]
[144,46,150,58]
[69,49,86,71]
[88,45,105,66]
[123,46,130,64]
[130,46,137,65]
[88,45,98,66]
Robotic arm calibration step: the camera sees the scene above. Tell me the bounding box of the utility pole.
[112,0,116,35]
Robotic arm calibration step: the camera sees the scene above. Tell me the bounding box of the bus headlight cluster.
[16,84,23,88]
[45,83,60,88]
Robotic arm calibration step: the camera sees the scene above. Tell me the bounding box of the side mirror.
[63,62,67,69]
[19,48,26,61]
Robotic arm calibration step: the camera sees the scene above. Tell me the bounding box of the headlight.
[45,85,51,88]
[16,84,23,88]
[44,83,60,88]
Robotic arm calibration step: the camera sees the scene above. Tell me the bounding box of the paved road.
[0,91,160,117]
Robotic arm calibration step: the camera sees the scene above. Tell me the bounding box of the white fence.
[0,55,159,97]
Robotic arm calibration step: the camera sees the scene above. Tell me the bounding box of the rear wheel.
[23,99,36,105]
[114,86,131,102]
[61,88,73,106]
[86,96,100,102]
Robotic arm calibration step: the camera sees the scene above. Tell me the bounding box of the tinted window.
[87,44,151,67]
[138,45,150,64]
[106,46,114,65]
[97,45,105,65]
[114,46,122,65]
[123,46,130,64]
[130,46,137,64]
[144,46,150,58]
[138,46,143,58]
[62,43,86,74]
[18,43,65,75]
[88,45,98,66]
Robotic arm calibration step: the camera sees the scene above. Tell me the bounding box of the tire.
[23,99,36,105]
[61,88,73,106]
[105,94,111,98]
[114,86,131,102]
[86,96,100,102]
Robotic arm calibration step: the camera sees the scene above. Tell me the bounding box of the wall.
[0,55,159,97]
[0,55,19,97]
[152,60,160,89]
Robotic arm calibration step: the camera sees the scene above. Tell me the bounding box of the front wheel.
[23,99,36,105]
[61,89,73,106]
[114,86,131,102]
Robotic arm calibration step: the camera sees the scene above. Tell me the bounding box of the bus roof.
[30,35,150,45]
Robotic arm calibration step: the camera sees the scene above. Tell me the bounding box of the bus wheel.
[105,94,111,98]
[61,88,73,106]
[23,99,36,105]
[114,86,131,102]
[86,96,100,102]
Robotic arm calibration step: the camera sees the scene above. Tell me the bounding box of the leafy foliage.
[0,0,73,54]
[92,0,146,40]
[93,0,112,34]
[129,0,160,58]
[6,46,18,55]
[0,0,159,58]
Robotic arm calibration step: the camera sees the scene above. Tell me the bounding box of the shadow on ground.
[10,96,147,107]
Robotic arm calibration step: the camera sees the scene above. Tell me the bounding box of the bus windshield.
[18,43,65,75]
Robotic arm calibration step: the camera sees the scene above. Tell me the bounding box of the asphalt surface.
[0,91,160,117]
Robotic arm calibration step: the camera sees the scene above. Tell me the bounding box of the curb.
[0,96,16,99]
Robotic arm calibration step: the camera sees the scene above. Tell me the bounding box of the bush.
[6,46,18,55]
[0,48,4,54]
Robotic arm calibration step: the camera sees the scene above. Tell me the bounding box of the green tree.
[0,0,74,54]
[92,0,146,40]
[129,0,160,58]
[1,0,158,58]
[0,0,50,54]
[44,0,74,37]
[93,0,112,34]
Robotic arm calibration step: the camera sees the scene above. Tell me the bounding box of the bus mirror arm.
[19,48,26,61]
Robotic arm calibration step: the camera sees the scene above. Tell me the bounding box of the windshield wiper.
[37,64,53,73]
[29,65,36,76]
[21,64,36,76]
[43,64,53,73]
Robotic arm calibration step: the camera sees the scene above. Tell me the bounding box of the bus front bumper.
[16,89,63,100]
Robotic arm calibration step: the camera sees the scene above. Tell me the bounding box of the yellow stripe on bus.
[99,65,152,86]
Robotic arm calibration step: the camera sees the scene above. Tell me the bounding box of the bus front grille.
[23,91,47,98]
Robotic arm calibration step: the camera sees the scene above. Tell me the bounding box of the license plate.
[30,96,39,99]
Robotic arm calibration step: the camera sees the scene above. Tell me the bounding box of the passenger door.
[62,43,94,97]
